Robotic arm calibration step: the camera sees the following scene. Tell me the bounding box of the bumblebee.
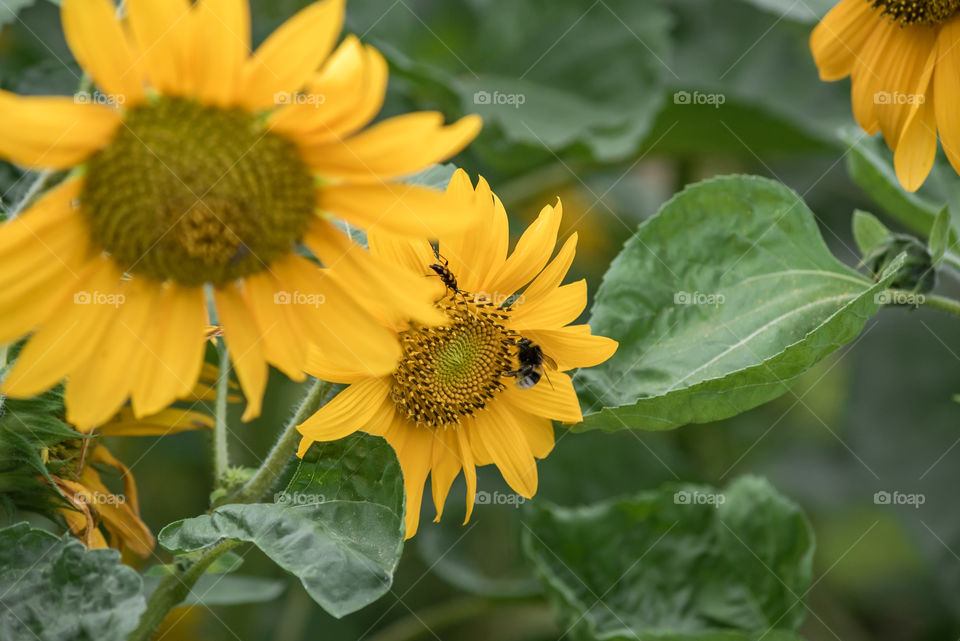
[506,338,556,389]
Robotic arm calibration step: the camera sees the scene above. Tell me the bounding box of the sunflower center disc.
[872,0,960,26]
[392,299,517,427]
[81,98,315,286]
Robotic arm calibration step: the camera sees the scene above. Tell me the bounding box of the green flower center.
[81,98,315,286]
[392,299,517,427]
[871,0,960,26]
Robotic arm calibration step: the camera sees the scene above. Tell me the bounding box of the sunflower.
[0,0,481,431]
[810,0,960,191]
[295,171,618,537]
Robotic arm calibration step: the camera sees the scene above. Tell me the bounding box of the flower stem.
[128,539,241,641]
[224,377,330,506]
[213,338,231,485]
[918,292,960,318]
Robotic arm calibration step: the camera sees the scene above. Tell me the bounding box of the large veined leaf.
[576,175,903,432]
[522,477,814,641]
[346,0,671,163]
[158,433,404,618]
[0,523,145,641]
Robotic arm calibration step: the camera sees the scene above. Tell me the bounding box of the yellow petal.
[388,421,433,539]
[810,0,878,81]
[850,18,899,136]
[99,407,213,437]
[65,279,156,431]
[130,284,207,419]
[88,444,140,513]
[243,269,309,381]
[215,283,268,421]
[61,0,144,104]
[474,404,538,498]
[454,426,477,524]
[0,91,119,169]
[319,181,481,239]
[508,280,587,331]
[873,25,936,149]
[501,370,582,424]
[488,201,562,297]
[269,254,401,376]
[512,410,555,459]
[304,112,482,182]
[361,398,396,437]
[269,37,387,143]
[2,259,121,400]
[125,0,193,95]
[79,467,154,557]
[296,377,391,453]
[241,0,345,110]
[935,20,960,176]
[439,174,504,293]
[366,227,436,275]
[518,231,577,308]
[430,428,462,521]
[521,325,618,370]
[304,219,445,328]
[188,0,250,106]
[896,82,937,192]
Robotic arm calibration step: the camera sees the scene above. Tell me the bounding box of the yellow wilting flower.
[296,172,618,537]
[0,0,481,430]
[810,0,960,191]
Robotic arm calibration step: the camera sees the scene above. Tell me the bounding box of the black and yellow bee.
[506,338,556,389]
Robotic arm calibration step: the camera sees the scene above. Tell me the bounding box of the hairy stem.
[213,339,231,485]
[127,539,241,641]
[224,377,330,505]
[917,292,960,318]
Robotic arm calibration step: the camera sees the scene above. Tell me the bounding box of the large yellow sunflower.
[0,0,480,431]
[810,0,960,191]
[296,171,618,537]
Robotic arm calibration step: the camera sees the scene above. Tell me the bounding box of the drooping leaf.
[522,477,814,641]
[158,433,404,618]
[852,210,894,258]
[0,522,145,641]
[576,175,903,432]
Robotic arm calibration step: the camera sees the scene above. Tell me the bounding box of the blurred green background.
[3,0,960,639]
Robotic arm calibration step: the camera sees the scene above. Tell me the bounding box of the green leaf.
[142,574,285,606]
[347,0,671,163]
[576,175,900,432]
[737,0,834,22]
[0,0,37,28]
[522,477,814,641]
[158,433,404,618]
[852,210,894,258]
[0,522,145,641]
[929,206,950,266]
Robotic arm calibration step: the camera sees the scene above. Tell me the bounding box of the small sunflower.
[296,172,618,537]
[810,0,960,191]
[0,0,481,430]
